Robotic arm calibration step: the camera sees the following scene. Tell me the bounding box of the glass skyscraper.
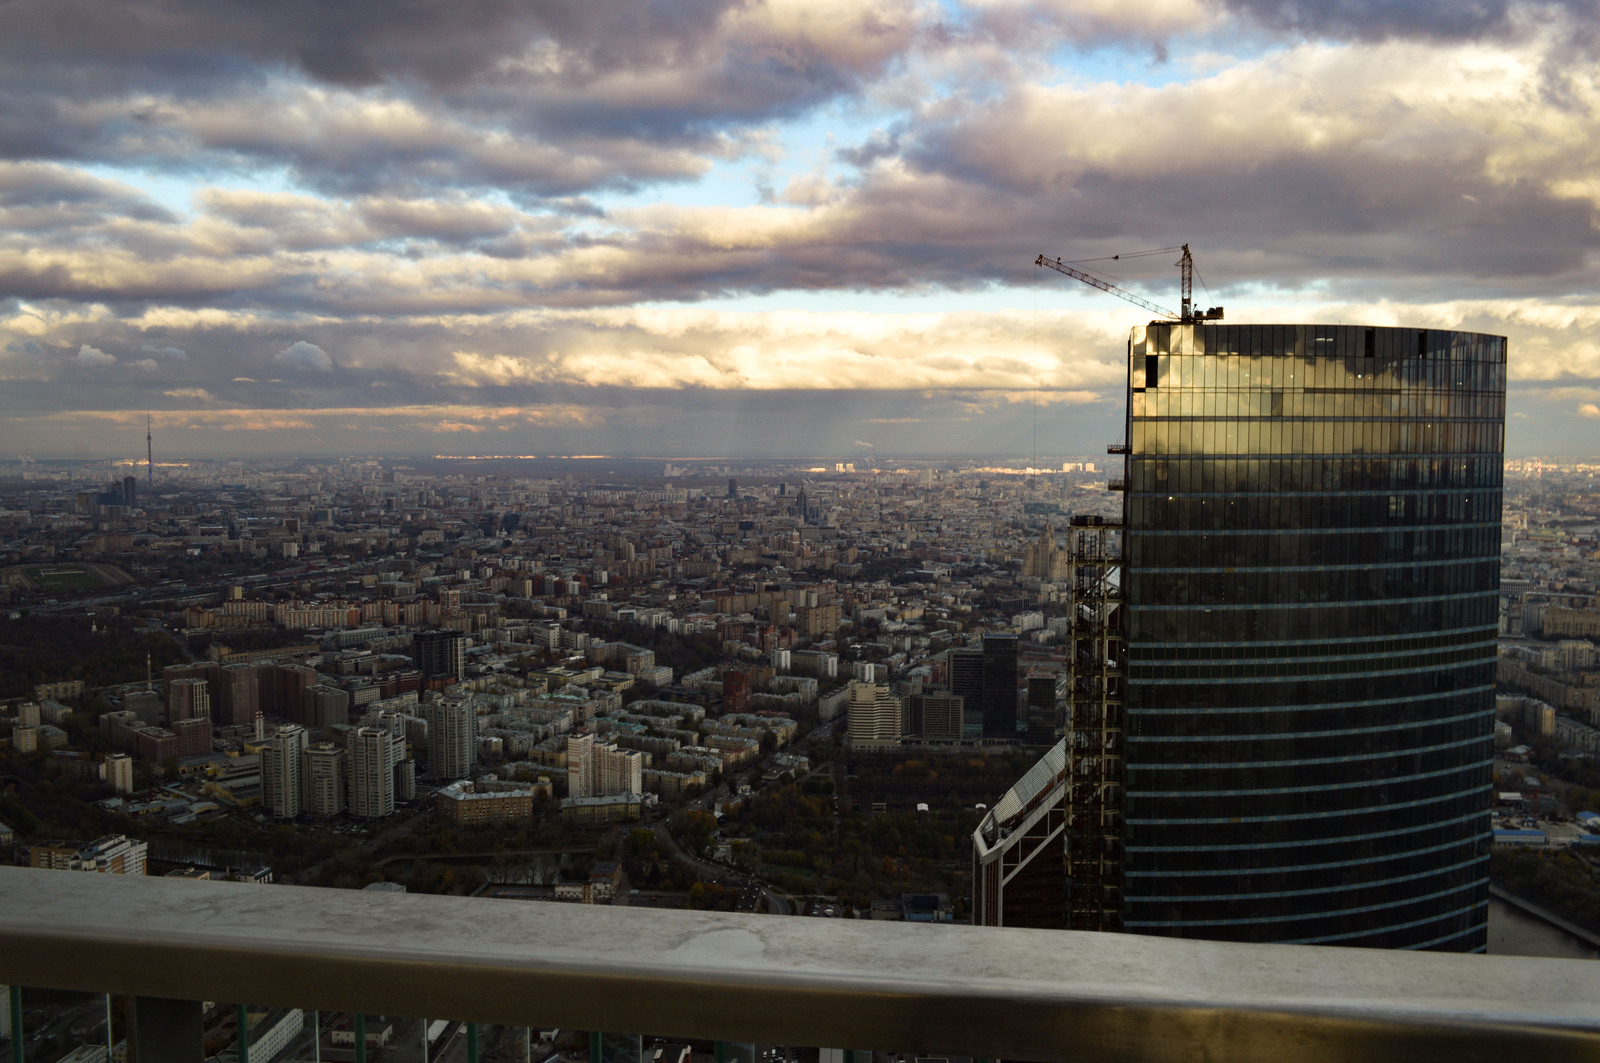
[1121,323,1505,951]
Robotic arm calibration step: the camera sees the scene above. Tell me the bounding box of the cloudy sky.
[2,0,1599,461]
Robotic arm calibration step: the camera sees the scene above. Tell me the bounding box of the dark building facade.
[981,633,1019,738]
[948,648,983,736]
[413,630,467,682]
[1121,323,1504,951]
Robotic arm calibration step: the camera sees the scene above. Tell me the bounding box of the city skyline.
[3,2,1600,458]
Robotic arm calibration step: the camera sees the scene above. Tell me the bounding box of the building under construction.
[973,514,1123,931]
[976,318,1504,951]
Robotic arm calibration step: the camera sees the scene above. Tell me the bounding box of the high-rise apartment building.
[103,753,134,794]
[979,323,1505,953]
[413,630,466,682]
[422,697,476,781]
[167,678,211,723]
[595,742,643,797]
[305,742,347,818]
[567,732,595,798]
[349,727,395,819]
[217,664,260,727]
[261,724,308,819]
[567,733,644,797]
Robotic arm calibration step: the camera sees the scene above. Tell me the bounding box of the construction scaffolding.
[1065,513,1124,931]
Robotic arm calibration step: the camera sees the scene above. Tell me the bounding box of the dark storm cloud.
[0,0,928,198]
[0,0,734,89]
[1214,0,1600,43]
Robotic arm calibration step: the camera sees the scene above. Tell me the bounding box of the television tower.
[146,413,153,486]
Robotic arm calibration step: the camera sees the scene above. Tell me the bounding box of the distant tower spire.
[146,413,153,486]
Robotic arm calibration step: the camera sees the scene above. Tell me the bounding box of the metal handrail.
[2,867,1600,1063]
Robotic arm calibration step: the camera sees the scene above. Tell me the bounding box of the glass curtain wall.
[1121,324,1505,951]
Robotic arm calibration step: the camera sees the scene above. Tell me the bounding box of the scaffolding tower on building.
[1065,513,1124,931]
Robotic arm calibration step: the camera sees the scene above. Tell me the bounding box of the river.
[1486,896,1600,960]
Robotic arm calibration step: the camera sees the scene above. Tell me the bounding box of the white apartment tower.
[103,752,135,794]
[349,727,395,819]
[567,733,595,798]
[305,742,347,818]
[262,724,308,819]
[596,742,644,797]
[566,733,643,798]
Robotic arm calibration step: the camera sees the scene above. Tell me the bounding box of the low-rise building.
[435,778,536,826]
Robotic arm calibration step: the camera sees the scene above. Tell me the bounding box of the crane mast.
[1035,243,1222,323]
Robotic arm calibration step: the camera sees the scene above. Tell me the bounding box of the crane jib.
[1035,247,1223,323]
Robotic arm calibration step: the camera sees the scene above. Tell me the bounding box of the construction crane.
[1035,243,1223,323]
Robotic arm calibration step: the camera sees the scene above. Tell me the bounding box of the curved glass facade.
[1121,324,1504,952]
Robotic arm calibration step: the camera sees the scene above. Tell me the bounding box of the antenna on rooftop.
[147,413,154,486]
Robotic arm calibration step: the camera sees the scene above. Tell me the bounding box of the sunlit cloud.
[0,1,1598,457]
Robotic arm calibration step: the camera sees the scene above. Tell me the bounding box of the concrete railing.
[2,867,1600,1063]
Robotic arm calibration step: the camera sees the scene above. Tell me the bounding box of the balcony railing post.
[236,1005,249,1063]
[9,985,23,1063]
[588,1031,601,1063]
[128,997,203,1063]
[466,1022,479,1063]
[355,1014,366,1063]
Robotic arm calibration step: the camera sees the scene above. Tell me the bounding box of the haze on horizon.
[3,0,1600,462]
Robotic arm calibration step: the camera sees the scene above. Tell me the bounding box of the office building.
[845,680,902,750]
[1026,671,1061,744]
[979,323,1505,952]
[981,634,1019,738]
[261,724,308,819]
[413,630,466,682]
[422,697,476,781]
[948,648,983,736]
[973,741,1066,929]
[349,727,395,819]
[906,688,964,742]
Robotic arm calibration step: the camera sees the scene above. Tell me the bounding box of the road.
[650,818,793,916]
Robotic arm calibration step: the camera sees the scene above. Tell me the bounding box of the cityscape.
[5,0,1600,1059]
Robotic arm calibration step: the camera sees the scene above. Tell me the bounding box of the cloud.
[274,340,333,371]
[4,339,44,357]
[163,387,214,401]
[140,344,186,359]
[1213,0,1598,48]
[75,344,116,366]
[1579,403,1600,419]
[130,358,159,371]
